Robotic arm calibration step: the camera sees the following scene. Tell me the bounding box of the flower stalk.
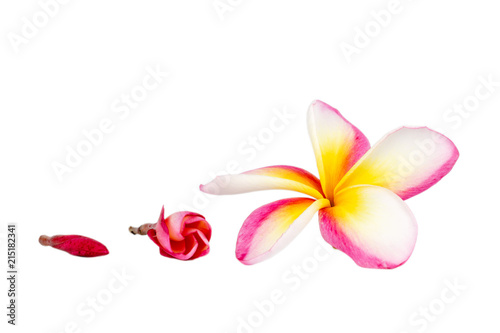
[129,223,155,235]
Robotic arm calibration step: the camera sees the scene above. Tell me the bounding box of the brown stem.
[129,223,155,235]
[39,235,52,246]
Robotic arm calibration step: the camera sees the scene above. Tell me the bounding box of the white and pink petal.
[200,165,324,199]
[335,127,459,200]
[319,185,417,269]
[307,100,370,201]
[236,197,331,265]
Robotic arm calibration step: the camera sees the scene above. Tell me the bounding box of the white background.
[1,1,499,332]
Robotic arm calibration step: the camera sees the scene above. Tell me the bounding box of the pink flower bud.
[146,207,211,260]
[39,235,109,257]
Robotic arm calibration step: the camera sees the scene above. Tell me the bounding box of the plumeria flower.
[200,100,459,269]
[129,207,211,260]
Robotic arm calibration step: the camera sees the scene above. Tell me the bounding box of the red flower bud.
[39,235,109,257]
